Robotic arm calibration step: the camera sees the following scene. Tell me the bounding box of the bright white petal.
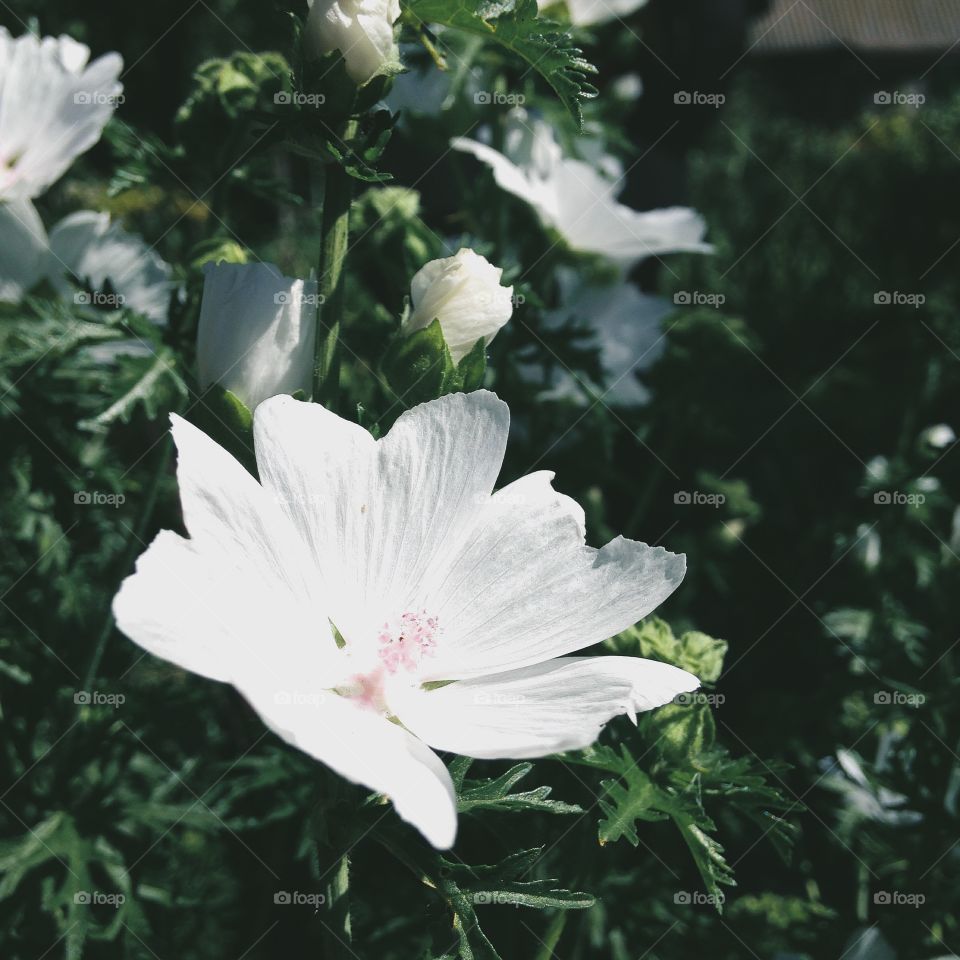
[247,688,457,848]
[113,415,338,687]
[421,470,685,680]
[391,655,699,759]
[0,198,48,301]
[0,28,122,202]
[253,391,509,659]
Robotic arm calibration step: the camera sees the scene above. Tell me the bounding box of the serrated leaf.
[458,762,582,815]
[405,0,598,125]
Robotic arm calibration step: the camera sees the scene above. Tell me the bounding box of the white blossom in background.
[47,211,173,323]
[404,248,514,362]
[113,391,699,847]
[528,271,672,406]
[0,198,48,301]
[820,747,921,827]
[304,0,401,84]
[451,112,711,266]
[0,28,122,203]
[196,262,318,411]
[561,0,650,27]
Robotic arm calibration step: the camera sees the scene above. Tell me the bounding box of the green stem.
[83,436,173,690]
[313,116,359,409]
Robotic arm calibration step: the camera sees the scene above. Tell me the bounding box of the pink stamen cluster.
[377,610,439,674]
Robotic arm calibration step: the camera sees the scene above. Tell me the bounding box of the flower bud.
[304,0,402,85]
[196,262,317,412]
[404,249,513,363]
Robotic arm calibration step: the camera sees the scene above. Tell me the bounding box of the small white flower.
[113,391,698,848]
[0,198,48,301]
[527,270,671,406]
[47,211,173,324]
[451,113,711,266]
[196,262,317,411]
[405,249,514,363]
[0,28,123,203]
[556,0,650,27]
[304,0,402,84]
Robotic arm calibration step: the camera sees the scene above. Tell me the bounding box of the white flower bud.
[196,262,317,411]
[404,249,514,363]
[304,0,401,85]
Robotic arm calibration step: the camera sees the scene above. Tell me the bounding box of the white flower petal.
[453,118,712,265]
[113,414,339,687]
[0,28,122,202]
[305,0,401,84]
[421,470,685,680]
[196,262,316,411]
[405,248,513,362]
[0,198,48,301]
[390,655,699,758]
[247,689,457,848]
[47,210,173,323]
[253,391,509,656]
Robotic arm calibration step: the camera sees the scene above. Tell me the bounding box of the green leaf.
[458,762,582,815]
[404,0,598,126]
[79,349,189,431]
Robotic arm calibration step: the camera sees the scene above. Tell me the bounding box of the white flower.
[196,262,318,411]
[404,249,514,362]
[46,211,173,324]
[559,0,650,27]
[304,0,401,84]
[0,28,123,203]
[451,113,711,266]
[527,270,671,406]
[0,198,48,301]
[113,391,698,848]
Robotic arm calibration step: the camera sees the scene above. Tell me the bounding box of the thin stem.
[83,436,173,690]
[313,116,359,409]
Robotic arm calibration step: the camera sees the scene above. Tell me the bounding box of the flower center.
[377,610,439,674]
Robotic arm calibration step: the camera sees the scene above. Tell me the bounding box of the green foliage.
[404,0,598,125]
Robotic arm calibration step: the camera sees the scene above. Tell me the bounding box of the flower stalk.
[313,117,358,409]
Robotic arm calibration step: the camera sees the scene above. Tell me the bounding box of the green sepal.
[381,318,456,406]
[451,337,488,392]
[193,385,257,476]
